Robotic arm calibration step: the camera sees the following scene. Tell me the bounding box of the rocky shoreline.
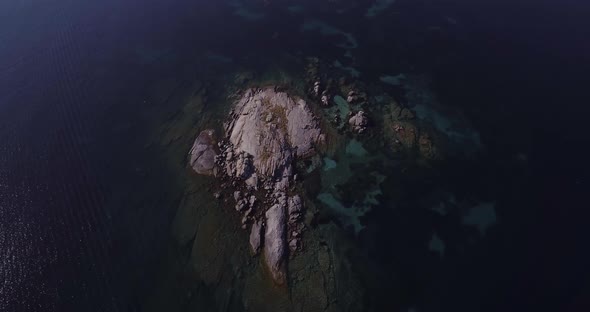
[177,53,486,311]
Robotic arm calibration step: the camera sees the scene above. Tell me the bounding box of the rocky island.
[189,87,325,285]
[171,55,485,312]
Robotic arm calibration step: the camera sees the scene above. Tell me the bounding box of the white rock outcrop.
[224,87,323,190]
[264,203,287,285]
[192,87,323,285]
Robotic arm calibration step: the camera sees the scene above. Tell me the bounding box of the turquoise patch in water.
[462,202,497,235]
[380,73,406,86]
[431,202,448,216]
[205,53,233,63]
[345,139,368,157]
[333,95,351,120]
[414,103,482,147]
[301,20,358,49]
[287,5,304,14]
[429,233,445,256]
[365,0,397,18]
[333,60,361,78]
[317,192,364,233]
[229,0,265,20]
[323,157,337,171]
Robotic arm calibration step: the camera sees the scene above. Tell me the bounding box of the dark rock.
[393,121,418,148]
[418,132,437,160]
[288,195,304,224]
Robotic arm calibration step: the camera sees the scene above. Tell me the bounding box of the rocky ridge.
[189,87,324,285]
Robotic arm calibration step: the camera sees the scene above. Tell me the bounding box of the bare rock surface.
[250,220,263,255]
[225,87,323,189]
[189,129,217,175]
[188,87,325,286]
[220,88,325,284]
[264,203,287,285]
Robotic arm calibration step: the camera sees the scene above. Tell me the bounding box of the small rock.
[321,94,329,106]
[188,129,218,175]
[313,81,321,96]
[288,195,304,223]
[289,238,299,251]
[348,110,369,134]
[235,199,248,211]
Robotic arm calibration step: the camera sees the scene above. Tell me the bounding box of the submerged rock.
[392,121,418,149]
[390,100,416,121]
[385,99,443,160]
[419,132,437,160]
[264,203,287,285]
[188,129,217,175]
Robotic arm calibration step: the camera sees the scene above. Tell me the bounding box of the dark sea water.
[1,1,589,311]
